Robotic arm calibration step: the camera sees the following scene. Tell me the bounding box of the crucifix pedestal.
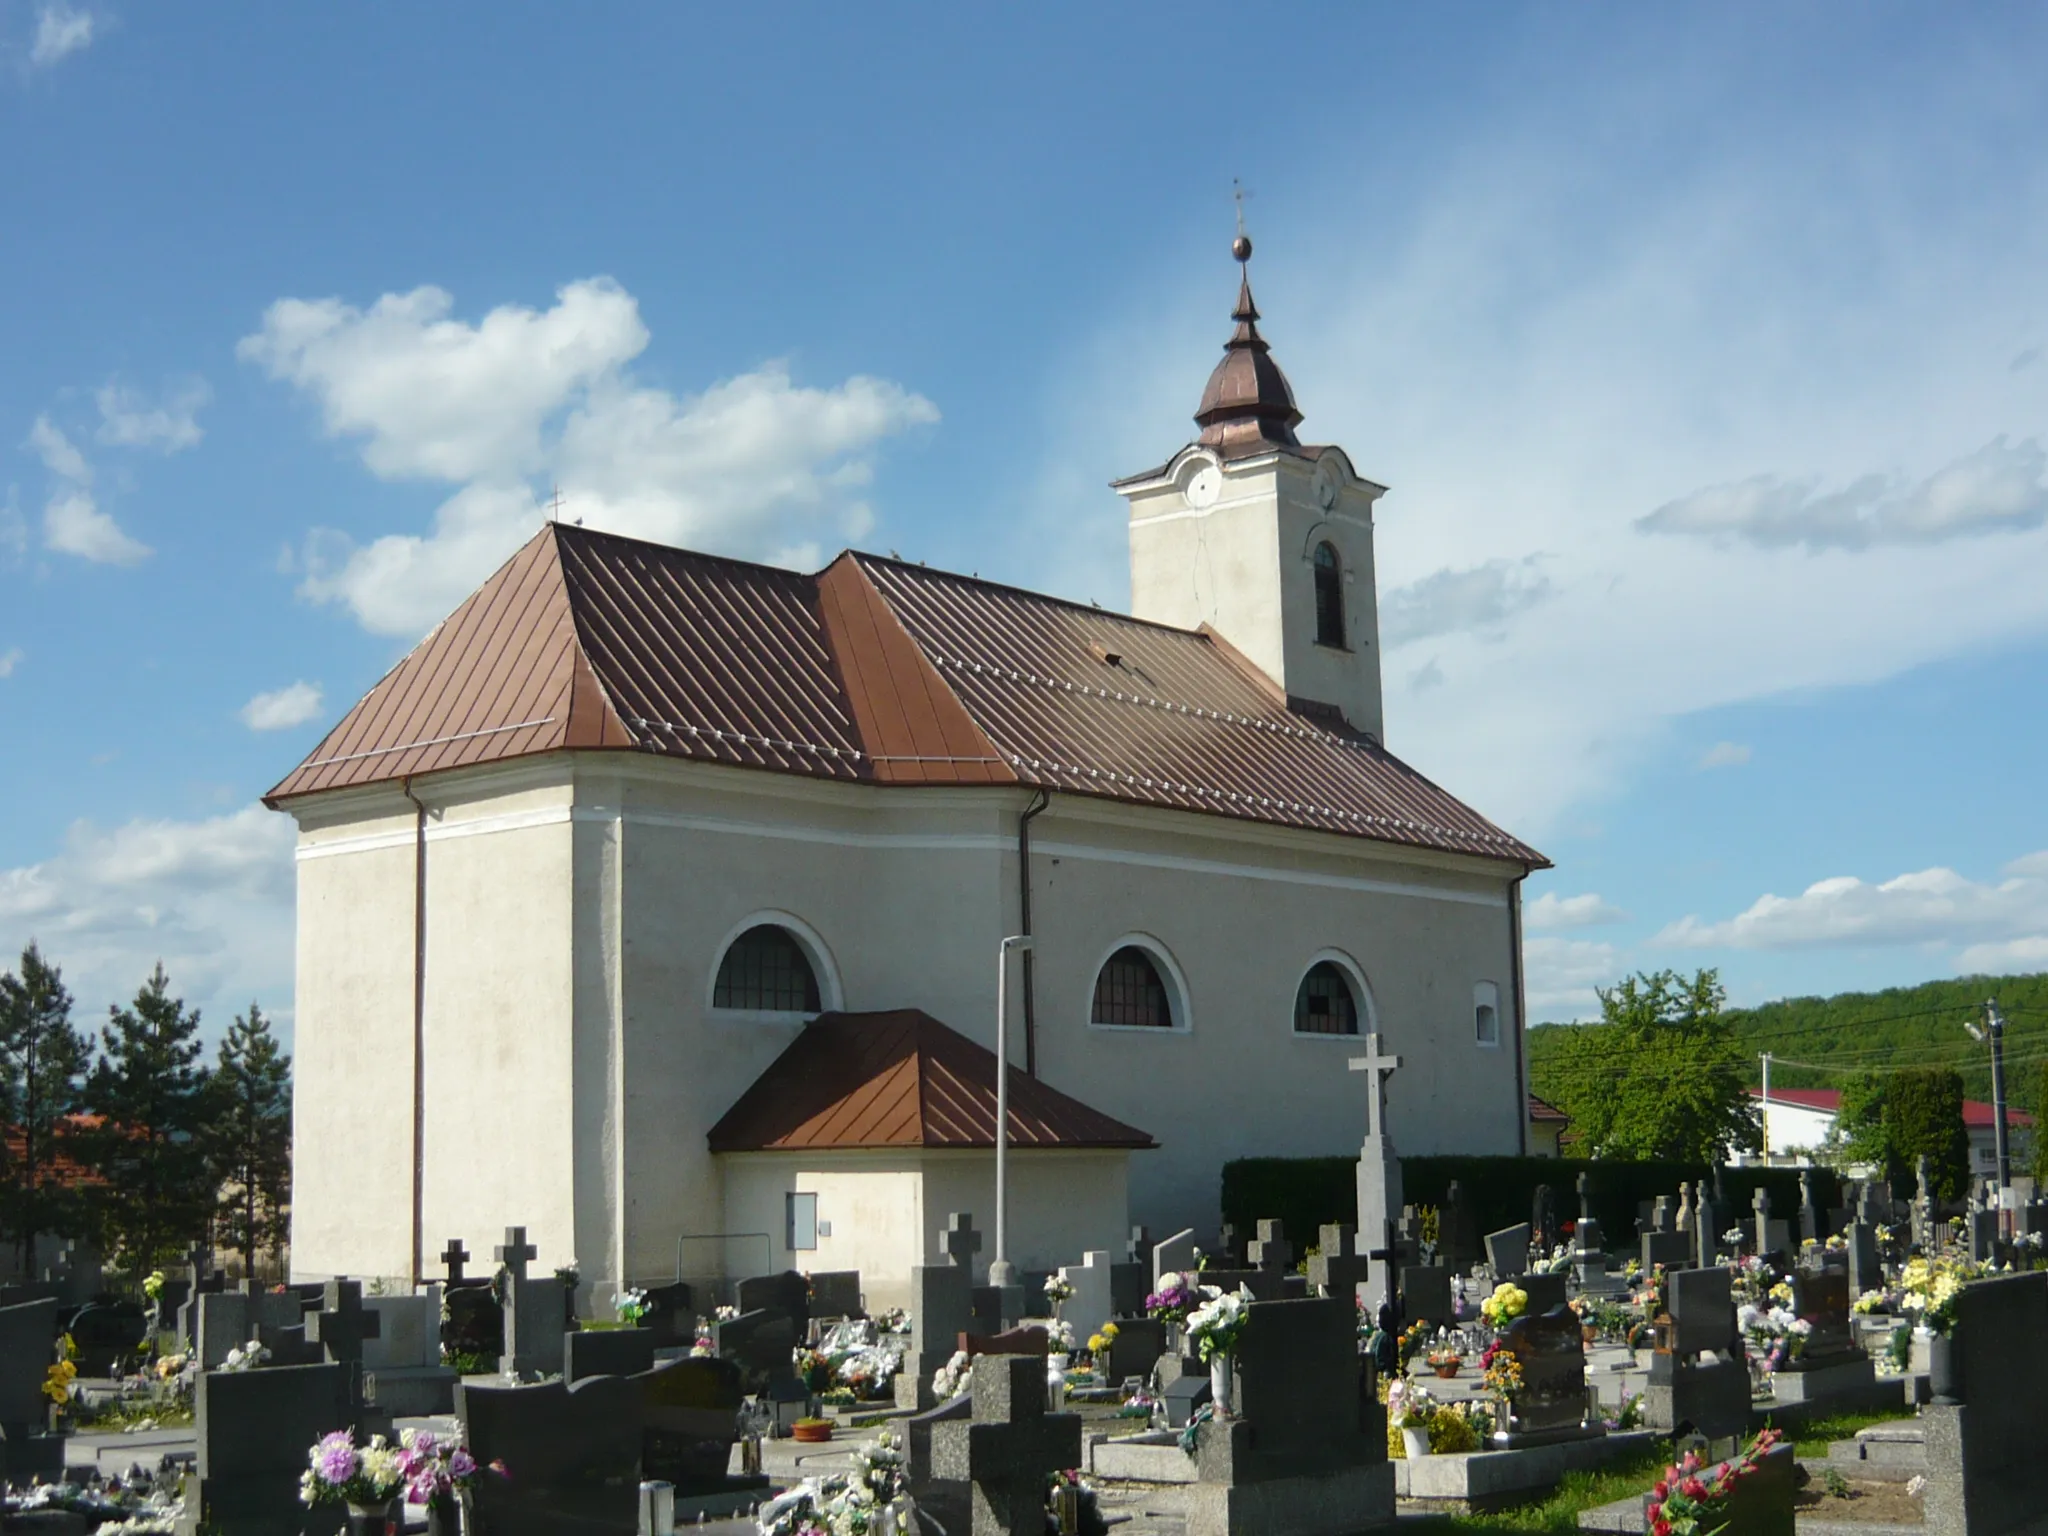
[1349,1033,1404,1318]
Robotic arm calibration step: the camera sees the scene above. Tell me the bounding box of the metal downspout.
[1018,788,1050,1077]
[1509,871,1530,1156]
[401,778,429,1289]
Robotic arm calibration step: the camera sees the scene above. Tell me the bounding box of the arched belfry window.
[1313,542,1345,648]
[713,925,822,1012]
[1294,961,1360,1036]
[1092,946,1175,1028]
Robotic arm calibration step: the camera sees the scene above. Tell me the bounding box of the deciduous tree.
[1883,1068,1970,1203]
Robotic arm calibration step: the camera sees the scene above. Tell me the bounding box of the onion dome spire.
[1194,233,1304,454]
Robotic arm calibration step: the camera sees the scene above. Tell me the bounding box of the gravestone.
[968,1284,1006,1338]
[637,1355,757,1498]
[807,1270,862,1320]
[1799,1170,1824,1247]
[1056,1250,1113,1342]
[459,1372,643,1536]
[441,1236,473,1286]
[566,1327,656,1384]
[1676,1182,1694,1233]
[305,1278,382,1414]
[896,1217,977,1410]
[1152,1228,1198,1290]
[1846,1222,1883,1304]
[1641,1229,1691,1273]
[961,1325,1050,1361]
[62,1298,146,1376]
[443,1283,504,1364]
[1246,1220,1294,1294]
[1307,1223,1370,1308]
[196,1288,302,1371]
[1753,1188,1792,1262]
[1497,1297,1601,1448]
[1769,1267,1874,1405]
[496,1227,567,1379]
[735,1270,811,1329]
[1103,1316,1167,1387]
[927,1353,1081,1536]
[714,1308,801,1400]
[1350,1033,1405,1315]
[184,1362,351,1536]
[1186,1297,1393,1536]
[1515,1271,1568,1319]
[1398,1265,1452,1330]
[1692,1193,1720,1270]
[1645,1267,1747,1440]
[1531,1184,1559,1255]
[363,1286,456,1414]
[1483,1223,1531,1282]
[0,1297,62,1481]
[1968,1208,2000,1266]
[1439,1182,1481,1273]
[1111,1227,1154,1319]
[636,1280,694,1348]
[1920,1270,2048,1536]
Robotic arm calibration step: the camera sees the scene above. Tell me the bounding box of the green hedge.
[1219,1155,1842,1255]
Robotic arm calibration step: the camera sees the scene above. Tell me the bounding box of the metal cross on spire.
[1232,177,1252,238]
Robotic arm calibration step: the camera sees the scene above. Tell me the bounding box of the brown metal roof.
[266,522,1543,867]
[707,1009,1157,1153]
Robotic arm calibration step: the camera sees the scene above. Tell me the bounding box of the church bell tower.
[1113,235,1387,742]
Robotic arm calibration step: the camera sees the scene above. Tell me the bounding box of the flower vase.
[425,1492,464,1536]
[1209,1351,1234,1417]
[1928,1331,1963,1405]
[1401,1426,1431,1460]
[346,1502,400,1536]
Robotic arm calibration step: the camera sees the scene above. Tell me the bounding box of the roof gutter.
[1018,788,1050,1077]
[401,776,429,1290]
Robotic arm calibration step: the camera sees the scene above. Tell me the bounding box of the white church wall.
[720,1152,924,1312]
[915,1150,1132,1285]
[290,798,418,1281]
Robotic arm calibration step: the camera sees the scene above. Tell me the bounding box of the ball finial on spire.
[1232,233,1253,263]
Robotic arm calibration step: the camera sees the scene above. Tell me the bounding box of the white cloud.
[28,415,90,483]
[1380,557,1551,648]
[246,278,940,636]
[43,489,149,565]
[1639,437,2048,551]
[0,804,296,1038]
[0,647,21,678]
[1524,937,1622,1015]
[239,681,324,732]
[26,413,152,565]
[96,378,210,452]
[1955,936,2048,973]
[1657,856,2048,953]
[1698,741,1752,770]
[29,3,93,67]
[1526,891,1627,931]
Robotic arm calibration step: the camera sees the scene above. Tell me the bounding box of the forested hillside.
[1529,971,2048,1115]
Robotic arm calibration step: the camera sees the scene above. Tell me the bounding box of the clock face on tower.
[1315,465,1338,510]
[1184,464,1221,508]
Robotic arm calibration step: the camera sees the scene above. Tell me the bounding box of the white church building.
[271,240,1547,1312]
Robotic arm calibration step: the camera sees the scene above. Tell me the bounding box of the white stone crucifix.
[1347,1033,1401,1141]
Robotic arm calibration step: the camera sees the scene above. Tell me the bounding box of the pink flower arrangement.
[1145,1273,1198,1324]
[395,1427,495,1503]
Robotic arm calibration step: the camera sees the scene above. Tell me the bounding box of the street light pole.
[1985,999,2012,1197]
[990,934,1035,1289]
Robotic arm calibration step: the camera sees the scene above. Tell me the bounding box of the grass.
[1405,1408,1919,1534]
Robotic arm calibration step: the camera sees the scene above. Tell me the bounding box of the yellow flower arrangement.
[42,1358,77,1406]
[1479,1282,1528,1328]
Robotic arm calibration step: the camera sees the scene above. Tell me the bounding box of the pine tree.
[205,1003,292,1279]
[0,943,94,1270]
[82,964,214,1270]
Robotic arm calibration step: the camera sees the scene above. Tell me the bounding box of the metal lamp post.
[990,934,1035,1289]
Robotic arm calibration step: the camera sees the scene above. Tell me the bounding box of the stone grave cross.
[1347,1033,1401,1140]
[953,1354,1083,1536]
[495,1226,538,1281]
[441,1238,471,1285]
[1577,1171,1592,1222]
[307,1279,382,1410]
[1753,1187,1772,1256]
[1307,1223,1370,1305]
[943,1213,983,1270]
[1247,1220,1293,1280]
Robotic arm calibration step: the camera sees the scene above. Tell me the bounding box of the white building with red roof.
[1742,1085,2033,1177]
[270,241,1547,1306]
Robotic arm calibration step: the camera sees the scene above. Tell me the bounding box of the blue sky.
[5,4,2048,1040]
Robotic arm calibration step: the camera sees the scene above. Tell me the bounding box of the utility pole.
[1985,999,2012,1197]
[1759,1052,1772,1162]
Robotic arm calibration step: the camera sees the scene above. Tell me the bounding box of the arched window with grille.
[713,924,823,1013]
[1091,944,1180,1029]
[1312,541,1345,648]
[1294,960,1361,1036]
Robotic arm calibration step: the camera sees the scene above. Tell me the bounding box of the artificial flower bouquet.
[931,1349,972,1402]
[1183,1286,1252,1362]
[393,1427,495,1505]
[1899,1255,1984,1335]
[1478,1341,1523,1401]
[1144,1272,1198,1324]
[616,1287,649,1326]
[300,1431,406,1509]
[1478,1281,1527,1329]
[1644,1428,1782,1536]
[1043,1274,1076,1306]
